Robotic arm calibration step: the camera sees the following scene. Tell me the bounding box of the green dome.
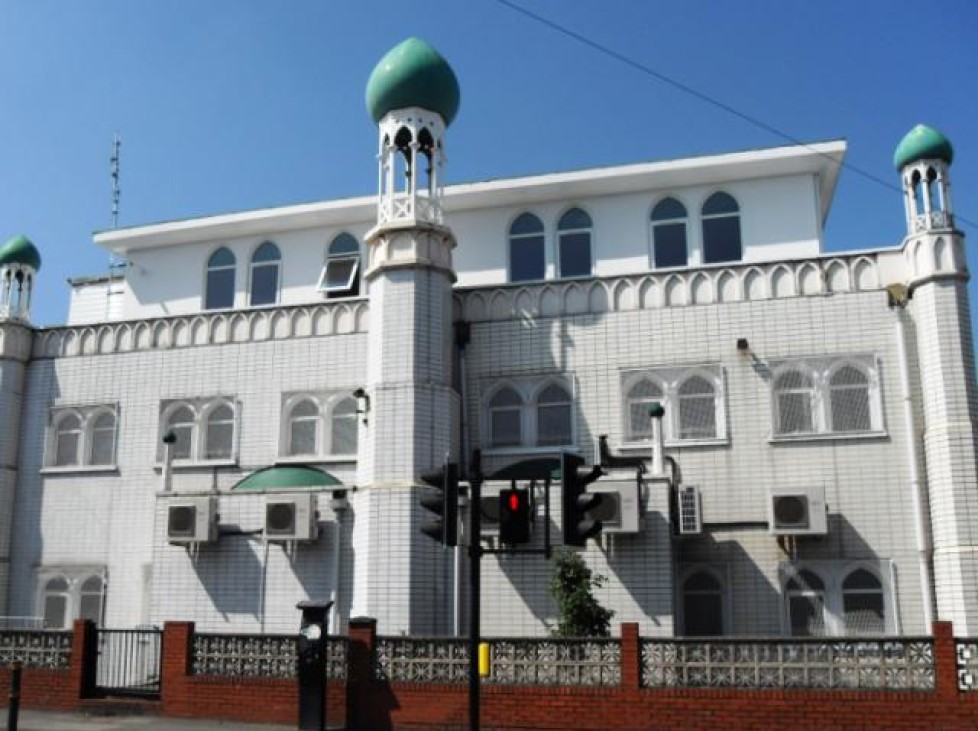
[0,234,41,271]
[232,465,342,491]
[894,124,954,170]
[366,37,460,126]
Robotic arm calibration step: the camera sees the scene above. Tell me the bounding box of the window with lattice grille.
[620,365,724,444]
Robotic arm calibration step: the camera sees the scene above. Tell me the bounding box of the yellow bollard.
[478,642,491,678]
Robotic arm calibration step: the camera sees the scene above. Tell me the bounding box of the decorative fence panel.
[642,637,935,691]
[0,630,72,670]
[375,637,469,684]
[955,639,978,690]
[191,633,348,680]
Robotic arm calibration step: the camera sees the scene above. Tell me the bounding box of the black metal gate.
[95,628,163,698]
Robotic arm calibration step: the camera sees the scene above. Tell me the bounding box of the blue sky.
[1,0,975,328]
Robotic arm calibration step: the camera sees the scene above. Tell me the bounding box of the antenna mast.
[110,133,121,229]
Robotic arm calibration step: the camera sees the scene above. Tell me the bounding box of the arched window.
[682,571,724,636]
[536,383,572,446]
[557,208,592,278]
[701,192,742,264]
[829,365,871,432]
[204,247,236,310]
[774,369,815,435]
[42,577,70,629]
[786,570,826,636]
[626,379,663,441]
[166,405,196,460]
[249,242,281,306]
[54,413,82,467]
[651,198,688,268]
[842,569,885,635]
[320,233,360,298]
[678,375,716,439]
[489,387,523,447]
[330,398,359,455]
[288,399,320,456]
[79,576,104,624]
[204,403,235,460]
[509,213,545,282]
[88,411,117,466]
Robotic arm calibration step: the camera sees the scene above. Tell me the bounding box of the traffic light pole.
[468,451,483,731]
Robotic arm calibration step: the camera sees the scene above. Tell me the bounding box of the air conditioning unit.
[587,484,639,534]
[167,497,218,544]
[676,486,703,535]
[768,486,827,536]
[265,493,318,542]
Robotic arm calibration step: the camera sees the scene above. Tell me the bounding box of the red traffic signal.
[499,488,531,544]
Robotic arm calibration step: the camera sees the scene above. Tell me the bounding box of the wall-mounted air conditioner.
[167,497,218,545]
[587,484,639,534]
[265,493,318,542]
[768,486,827,536]
[676,486,702,535]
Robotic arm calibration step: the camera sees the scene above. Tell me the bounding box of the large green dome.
[0,234,41,271]
[894,124,954,170]
[365,37,460,126]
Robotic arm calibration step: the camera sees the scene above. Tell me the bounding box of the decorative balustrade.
[0,631,72,670]
[642,637,935,691]
[487,638,620,686]
[955,639,978,691]
[914,210,953,232]
[192,633,348,680]
[374,637,469,684]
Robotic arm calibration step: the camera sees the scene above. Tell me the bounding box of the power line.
[492,0,975,231]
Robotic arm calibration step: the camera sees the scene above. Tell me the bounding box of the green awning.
[231,465,342,491]
[489,458,561,482]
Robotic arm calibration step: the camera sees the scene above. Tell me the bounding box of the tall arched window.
[288,399,320,456]
[651,198,688,268]
[701,192,742,264]
[489,387,523,447]
[829,365,871,432]
[786,570,826,636]
[79,576,104,624]
[774,369,815,435]
[204,247,236,310]
[509,213,545,282]
[536,383,572,446]
[42,577,70,629]
[557,208,592,278]
[330,398,359,455]
[54,413,82,467]
[678,375,716,439]
[842,569,885,635]
[249,242,281,306]
[320,233,360,298]
[88,411,117,466]
[166,405,196,460]
[204,403,235,459]
[682,571,724,636]
[626,379,663,441]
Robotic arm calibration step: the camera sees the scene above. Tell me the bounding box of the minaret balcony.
[913,210,954,233]
[379,192,443,227]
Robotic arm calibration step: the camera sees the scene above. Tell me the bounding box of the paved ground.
[0,710,305,731]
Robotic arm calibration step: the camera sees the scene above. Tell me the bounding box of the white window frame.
[158,398,239,466]
[284,395,322,457]
[201,399,237,461]
[677,564,731,636]
[779,561,894,637]
[203,246,237,311]
[35,568,107,629]
[318,232,362,297]
[482,375,577,454]
[620,365,726,448]
[44,405,120,472]
[248,241,282,307]
[277,391,359,463]
[769,355,884,442]
[328,395,360,456]
[555,207,593,279]
[650,196,689,270]
[508,212,547,283]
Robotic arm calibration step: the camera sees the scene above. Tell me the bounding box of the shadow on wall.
[193,535,264,619]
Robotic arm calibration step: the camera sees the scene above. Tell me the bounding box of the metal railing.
[0,631,72,670]
[95,628,162,698]
[192,633,348,681]
[642,637,935,691]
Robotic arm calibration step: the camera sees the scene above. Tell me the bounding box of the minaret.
[0,234,41,616]
[896,126,978,632]
[351,38,461,633]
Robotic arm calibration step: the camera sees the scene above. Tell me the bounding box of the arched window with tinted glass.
[774,369,815,435]
[786,570,826,636]
[842,569,885,635]
[682,571,724,636]
[79,576,104,624]
[557,208,592,278]
[42,577,70,629]
[165,405,196,460]
[249,242,281,306]
[626,378,663,441]
[204,247,236,310]
[288,399,320,456]
[204,402,235,459]
[701,192,742,264]
[320,233,360,298]
[489,387,523,447]
[509,213,545,282]
[678,375,716,439]
[536,383,572,446]
[829,364,871,432]
[651,198,688,268]
[330,398,359,455]
[88,411,117,466]
[53,413,82,466]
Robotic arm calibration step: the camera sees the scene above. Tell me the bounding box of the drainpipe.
[454,321,471,637]
[328,491,349,634]
[890,290,935,628]
[161,430,176,492]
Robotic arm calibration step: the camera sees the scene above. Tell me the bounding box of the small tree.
[548,549,614,637]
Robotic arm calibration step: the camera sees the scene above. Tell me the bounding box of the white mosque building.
[0,38,975,639]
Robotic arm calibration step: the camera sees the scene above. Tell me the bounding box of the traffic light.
[561,453,604,546]
[499,488,531,544]
[419,462,459,547]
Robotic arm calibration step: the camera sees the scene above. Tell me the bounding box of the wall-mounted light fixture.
[353,387,370,424]
[736,338,750,355]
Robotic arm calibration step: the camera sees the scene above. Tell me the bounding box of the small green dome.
[365,37,460,126]
[0,234,41,271]
[231,465,342,491]
[894,124,954,170]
